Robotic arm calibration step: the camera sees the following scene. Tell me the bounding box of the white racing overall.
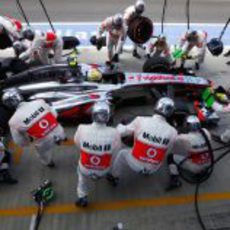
[9,99,66,165]
[111,115,177,176]
[168,129,211,175]
[19,32,63,65]
[74,122,121,198]
[97,17,125,61]
[180,30,207,64]
[123,5,142,52]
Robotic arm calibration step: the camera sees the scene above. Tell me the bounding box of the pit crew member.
[19,27,63,65]
[166,115,211,190]
[97,14,125,63]
[2,88,66,167]
[179,30,207,70]
[107,97,177,186]
[74,101,121,207]
[123,0,146,58]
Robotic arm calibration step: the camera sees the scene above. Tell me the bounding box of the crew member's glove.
[111,53,119,62]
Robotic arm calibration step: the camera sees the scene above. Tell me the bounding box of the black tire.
[143,56,171,73]
[127,16,153,44]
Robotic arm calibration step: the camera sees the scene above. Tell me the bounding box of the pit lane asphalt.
[1,0,230,229]
[1,0,229,23]
[0,48,230,230]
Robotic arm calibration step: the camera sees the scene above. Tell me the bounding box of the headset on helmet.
[113,14,123,28]
[154,97,175,118]
[2,88,23,108]
[92,101,110,124]
[186,115,201,131]
[22,27,35,41]
[135,0,145,14]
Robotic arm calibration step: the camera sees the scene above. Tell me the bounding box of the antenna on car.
[16,0,30,26]
[161,0,168,34]
[186,0,190,30]
[38,0,56,33]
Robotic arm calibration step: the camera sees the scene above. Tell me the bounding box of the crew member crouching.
[166,115,212,190]
[107,97,177,186]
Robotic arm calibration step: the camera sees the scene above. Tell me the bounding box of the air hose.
[31,180,55,230]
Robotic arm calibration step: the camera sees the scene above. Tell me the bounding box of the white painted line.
[29,214,37,230]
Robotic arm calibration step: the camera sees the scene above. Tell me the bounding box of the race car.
[0,62,219,127]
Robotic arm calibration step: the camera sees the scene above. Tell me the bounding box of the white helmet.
[155,97,175,118]
[113,14,123,28]
[92,101,110,124]
[186,115,201,131]
[2,88,23,108]
[135,0,145,14]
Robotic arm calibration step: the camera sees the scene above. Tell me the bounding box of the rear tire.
[143,56,171,73]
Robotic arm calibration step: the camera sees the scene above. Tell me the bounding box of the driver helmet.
[154,97,175,118]
[2,88,23,108]
[112,14,123,29]
[135,0,145,15]
[87,68,102,82]
[187,30,198,43]
[92,101,110,124]
[186,115,201,131]
[22,26,35,41]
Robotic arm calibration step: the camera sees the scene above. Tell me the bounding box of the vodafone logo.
[90,155,101,166]
[39,119,49,129]
[146,148,158,159]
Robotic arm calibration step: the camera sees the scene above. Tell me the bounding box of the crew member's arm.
[9,125,30,147]
[19,36,41,61]
[117,117,140,137]
[179,33,187,48]
[54,36,63,63]
[115,27,125,55]
[97,18,108,39]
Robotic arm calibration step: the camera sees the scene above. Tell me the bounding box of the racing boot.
[224,50,230,57]
[132,49,141,59]
[1,170,18,184]
[165,175,182,191]
[75,196,88,207]
[106,173,119,187]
